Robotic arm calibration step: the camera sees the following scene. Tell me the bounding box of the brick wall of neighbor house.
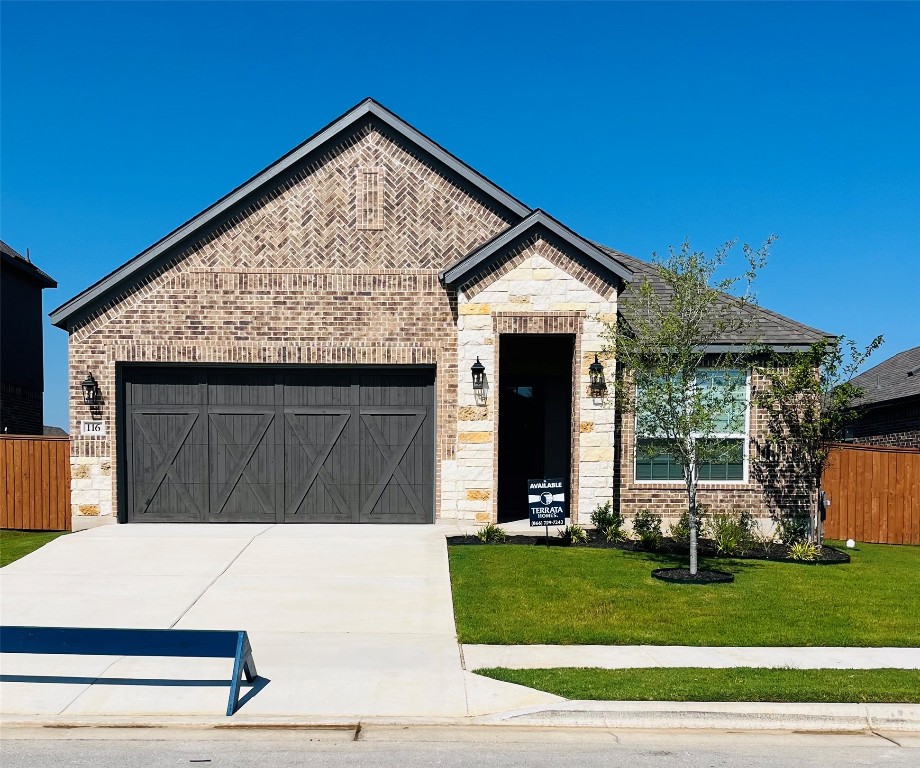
[847,401,920,449]
[451,236,618,524]
[66,125,515,524]
[0,382,43,435]
[613,369,813,533]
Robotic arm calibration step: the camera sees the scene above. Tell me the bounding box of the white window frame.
[633,369,750,484]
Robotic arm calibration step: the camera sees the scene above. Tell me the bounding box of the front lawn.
[448,541,920,646]
[0,529,67,567]
[476,667,920,703]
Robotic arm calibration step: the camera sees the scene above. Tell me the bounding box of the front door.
[497,335,574,522]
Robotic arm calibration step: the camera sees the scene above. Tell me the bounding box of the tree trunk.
[687,463,699,576]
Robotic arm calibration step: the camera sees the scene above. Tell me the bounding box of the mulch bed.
[651,567,735,584]
[447,530,850,565]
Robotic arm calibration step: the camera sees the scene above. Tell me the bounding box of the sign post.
[528,478,567,543]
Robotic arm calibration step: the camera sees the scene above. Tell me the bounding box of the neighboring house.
[50,99,827,529]
[844,346,920,449]
[1,240,57,435]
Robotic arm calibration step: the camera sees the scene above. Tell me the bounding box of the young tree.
[752,336,883,544]
[605,238,773,576]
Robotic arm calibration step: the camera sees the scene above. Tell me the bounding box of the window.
[634,369,748,482]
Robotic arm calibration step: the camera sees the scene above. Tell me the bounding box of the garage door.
[122,367,435,524]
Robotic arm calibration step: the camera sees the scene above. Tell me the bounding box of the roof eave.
[1,251,57,288]
[439,210,634,287]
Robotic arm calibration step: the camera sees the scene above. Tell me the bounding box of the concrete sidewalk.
[462,644,920,670]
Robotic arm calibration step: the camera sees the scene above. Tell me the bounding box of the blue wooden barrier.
[0,626,258,716]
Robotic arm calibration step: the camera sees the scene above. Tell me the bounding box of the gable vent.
[356,167,385,230]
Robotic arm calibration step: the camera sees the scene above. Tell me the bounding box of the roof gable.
[439,210,634,288]
[50,98,531,329]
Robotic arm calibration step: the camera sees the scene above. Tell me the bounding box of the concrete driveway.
[0,525,557,719]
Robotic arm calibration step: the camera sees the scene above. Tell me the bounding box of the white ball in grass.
[846,538,856,549]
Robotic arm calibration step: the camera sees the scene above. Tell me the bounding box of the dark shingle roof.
[849,346,920,407]
[595,244,832,348]
[0,240,57,288]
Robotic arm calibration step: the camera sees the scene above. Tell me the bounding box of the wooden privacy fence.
[823,443,920,545]
[0,435,71,531]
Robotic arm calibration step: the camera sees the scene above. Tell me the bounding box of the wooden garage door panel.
[358,372,434,524]
[130,410,207,521]
[124,367,433,523]
[208,410,276,521]
[284,410,355,522]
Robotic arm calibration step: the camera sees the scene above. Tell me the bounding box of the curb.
[480,701,920,732]
[2,703,919,733]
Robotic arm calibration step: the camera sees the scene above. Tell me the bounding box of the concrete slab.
[81,524,273,539]
[176,574,456,634]
[1,522,503,719]
[0,573,217,628]
[0,536,251,578]
[463,644,920,670]
[462,671,565,716]
[0,654,121,715]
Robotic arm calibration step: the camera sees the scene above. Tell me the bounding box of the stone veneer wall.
[66,125,514,525]
[445,236,618,523]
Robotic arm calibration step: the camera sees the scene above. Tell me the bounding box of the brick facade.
[613,369,814,532]
[67,125,513,523]
[847,400,920,449]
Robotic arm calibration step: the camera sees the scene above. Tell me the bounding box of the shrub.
[669,504,709,544]
[776,508,811,545]
[789,540,819,561]
[706,508,756,556]
[558,523,588,545]
[476,522,507,544]
[632,508,662,550]
[590,500,626,543]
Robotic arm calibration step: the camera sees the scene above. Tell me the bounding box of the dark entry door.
[497,335,574,522]
[123,367,434,524]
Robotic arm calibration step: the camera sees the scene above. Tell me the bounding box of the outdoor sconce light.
[589,354,607,397]
[471,357,486,391]
[81,372,101,406]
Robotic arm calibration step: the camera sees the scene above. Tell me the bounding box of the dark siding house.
[1,240,57,435]
[845,346,920,449]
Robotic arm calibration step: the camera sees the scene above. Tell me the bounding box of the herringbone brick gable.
[187,126,513,273]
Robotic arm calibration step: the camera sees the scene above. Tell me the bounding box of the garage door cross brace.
[133,413,202,516]
[210,414,275,517]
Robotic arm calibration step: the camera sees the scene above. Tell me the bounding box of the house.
[844,346,920,449]
[1,240,57,435]
[50,99,827,529]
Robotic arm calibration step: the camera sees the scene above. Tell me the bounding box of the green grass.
[475,667,920,703]
[448,541,920,646]
[0,529,67,567]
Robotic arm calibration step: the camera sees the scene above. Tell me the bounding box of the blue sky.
[2,1,918,430]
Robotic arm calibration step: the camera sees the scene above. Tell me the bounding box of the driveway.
[0,525,557,719]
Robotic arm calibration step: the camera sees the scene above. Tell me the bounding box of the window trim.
[632,369,751,485]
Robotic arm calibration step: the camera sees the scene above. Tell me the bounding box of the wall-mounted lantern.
[81,372,101,406]
[589,354,607,397]
[471,357,486,392]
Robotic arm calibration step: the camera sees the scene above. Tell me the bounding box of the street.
[1,725,917,767]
